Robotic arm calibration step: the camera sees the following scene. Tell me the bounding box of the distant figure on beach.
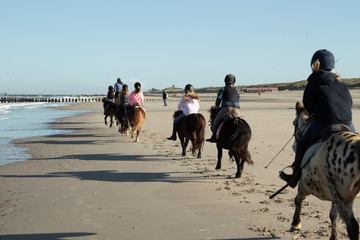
[117,84,129,117]
[114,78,123,103]
[103,85,115,111]
[279,49,355,188]
[207,74,240,142]
[167,84,199,141]
[123,82,144,119]
[162,90,168,106]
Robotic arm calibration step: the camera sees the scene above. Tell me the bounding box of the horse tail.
[189,114,206,155]
[231,118,253,165]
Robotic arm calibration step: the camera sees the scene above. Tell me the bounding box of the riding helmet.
[311,49,335,70]
[224,74,236,85]
[184,84,194,93]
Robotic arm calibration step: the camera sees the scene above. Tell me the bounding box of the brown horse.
[209,106,252,178]
[173,110,206,158]
[102,98,118,128]
[289,102,360,240]
[115,105,129,135]
[127,105,146,142]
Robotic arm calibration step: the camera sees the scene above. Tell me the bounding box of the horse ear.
[295,102,305,115]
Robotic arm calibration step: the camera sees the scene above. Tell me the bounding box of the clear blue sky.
[1,0,359,95]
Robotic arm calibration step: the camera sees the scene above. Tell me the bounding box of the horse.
[126,105,146,142]
[209,106,252,178]
[102,98,118,128]
[115,105,129,136]
[172,110,206,158]
[289,101,360,240]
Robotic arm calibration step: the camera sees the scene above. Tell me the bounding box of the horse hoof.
[290,223,301,232]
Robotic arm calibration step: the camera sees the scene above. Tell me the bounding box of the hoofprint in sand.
[1,90,360,239]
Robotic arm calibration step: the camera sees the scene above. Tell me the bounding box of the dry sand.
[1,90,360,240]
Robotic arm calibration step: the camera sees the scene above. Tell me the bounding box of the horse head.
[208,106,221,126]
[293,102,311,151]
[173,110,183,119]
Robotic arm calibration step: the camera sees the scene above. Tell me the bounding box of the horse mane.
[208,106,221,125]
[173,110,183,119]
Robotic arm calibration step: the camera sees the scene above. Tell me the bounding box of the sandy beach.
[1,91,360,240]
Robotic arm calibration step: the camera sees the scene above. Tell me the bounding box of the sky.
[1,0,360,95]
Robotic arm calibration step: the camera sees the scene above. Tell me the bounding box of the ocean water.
[0,102,88,166]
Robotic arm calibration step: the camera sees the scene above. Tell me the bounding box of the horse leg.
[216,143,222,170]
[329,203,340,240]
[290,186,308,232]
[110,116,113,127]
[196,146,201,159]
[179,136,186,156]
[234,157,245,178]
[104,115,108,126]
[135,127,141,142]
[335,202,359,240]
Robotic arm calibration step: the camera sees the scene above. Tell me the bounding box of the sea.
[0,102,88,166]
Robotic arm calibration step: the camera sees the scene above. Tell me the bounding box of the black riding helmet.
[184,84,194,93]
[224,74,236,86]
[311,49,335,70]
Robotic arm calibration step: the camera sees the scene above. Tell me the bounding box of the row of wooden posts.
[0,96,102,103]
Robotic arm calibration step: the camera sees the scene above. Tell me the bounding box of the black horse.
[209,106,253,178]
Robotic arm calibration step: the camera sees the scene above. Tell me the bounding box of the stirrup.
[278,165,293,180]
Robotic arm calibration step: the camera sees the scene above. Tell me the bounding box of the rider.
[167,84,200,141]
[103,85,115,111]
[280,49,355,188]
[123,82,144,119]
[117,84,129,117]
[206,74,240,143]
[114,78,123,103]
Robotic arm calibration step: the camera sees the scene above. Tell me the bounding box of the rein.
[264,111,311,169]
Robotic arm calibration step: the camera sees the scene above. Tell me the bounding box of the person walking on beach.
[206,74,240,143]
[123,82,144,119]
[114,78,123,103]
[279,49,355,188]
[167,84,199,141]
[162,90,168,106]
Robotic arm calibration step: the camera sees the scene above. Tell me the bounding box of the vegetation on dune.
[147,78,360,94]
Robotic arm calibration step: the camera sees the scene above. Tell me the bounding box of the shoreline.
[1,92,360,239]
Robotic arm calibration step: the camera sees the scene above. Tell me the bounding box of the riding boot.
[206,127,218,143]
[279,141,306,188]
[206,130,217,142]
[167,124,177,141]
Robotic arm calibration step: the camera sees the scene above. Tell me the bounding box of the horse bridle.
[293,111,312,144]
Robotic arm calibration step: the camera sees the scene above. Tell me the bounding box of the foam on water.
[0,102,89,166]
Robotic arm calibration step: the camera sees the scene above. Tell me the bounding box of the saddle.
[130,104,146,113]
[300,124,351,168]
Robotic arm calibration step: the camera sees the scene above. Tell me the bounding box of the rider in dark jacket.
[280,49,354,188]
[207,74,240,142]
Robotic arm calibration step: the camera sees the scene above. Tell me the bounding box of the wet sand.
[1,90,360,240]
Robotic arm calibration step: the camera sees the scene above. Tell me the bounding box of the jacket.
[303,70,352,128]
[215,86,240,108]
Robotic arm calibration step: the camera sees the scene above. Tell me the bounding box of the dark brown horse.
[209,106,252,178]
[115,105,129,135]
[102,98,118,128]
[127,105,146,142]
[173,110,206,158]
